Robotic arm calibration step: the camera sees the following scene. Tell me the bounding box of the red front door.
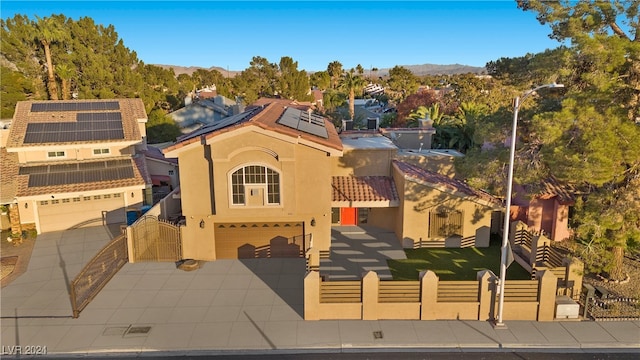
[340,207,357,225]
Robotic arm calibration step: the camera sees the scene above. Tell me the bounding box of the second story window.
[47,151,65,158]
[93,148,110,156]
[230,165,280,206]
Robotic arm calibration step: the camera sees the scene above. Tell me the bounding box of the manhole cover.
[373,331,383,339]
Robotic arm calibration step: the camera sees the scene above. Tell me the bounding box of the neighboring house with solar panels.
[1,99,151,234]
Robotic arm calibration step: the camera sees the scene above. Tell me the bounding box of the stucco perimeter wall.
[305,269,558,321]
[331,148,396,177]
[397,172,494,245]
[367,208,398,232]
[179,129,334,260]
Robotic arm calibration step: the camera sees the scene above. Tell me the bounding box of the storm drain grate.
[373,331,383,339]
[126,326,152,336]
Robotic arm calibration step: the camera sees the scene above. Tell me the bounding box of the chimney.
[418,114,433,129]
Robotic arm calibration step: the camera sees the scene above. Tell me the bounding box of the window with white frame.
[93,148,110,155]
[47,151,65,158]
[230,165,280,206]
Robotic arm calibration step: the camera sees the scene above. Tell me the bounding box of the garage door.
[215,222,304,259]
[37,194,126,232]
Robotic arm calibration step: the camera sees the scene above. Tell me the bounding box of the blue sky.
[1,1,564,72]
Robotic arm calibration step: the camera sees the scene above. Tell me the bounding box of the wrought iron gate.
[70,234,128,318]
[129,215,182,262]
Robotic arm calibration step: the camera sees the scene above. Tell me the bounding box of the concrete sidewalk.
[1,227,639,358]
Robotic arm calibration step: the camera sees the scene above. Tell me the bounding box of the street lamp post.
[495,82,564,328]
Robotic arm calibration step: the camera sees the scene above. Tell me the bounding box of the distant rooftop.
[340,133,397,150]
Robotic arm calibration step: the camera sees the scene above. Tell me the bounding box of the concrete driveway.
[1,225,307,354]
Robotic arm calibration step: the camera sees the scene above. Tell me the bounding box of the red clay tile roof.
[0,148,19,203]
[525,177,575,203]
[6,99,146,148]
[393,160,500,206]
[164,101,343,154]
[15,156,148,197]
[332,176,399,203]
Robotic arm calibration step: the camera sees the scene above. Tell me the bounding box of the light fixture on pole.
[495,82,564,328]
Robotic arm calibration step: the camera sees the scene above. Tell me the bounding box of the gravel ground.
[582,256,640,299]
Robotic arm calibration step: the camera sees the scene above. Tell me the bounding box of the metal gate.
[130,215,182,262]
[70,234,128,318]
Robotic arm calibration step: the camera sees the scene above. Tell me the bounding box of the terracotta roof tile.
[165,101,343,154]
[332,176,399,203]
[0,148,19,203]
[526,177,575,203]
[393,160,500,206]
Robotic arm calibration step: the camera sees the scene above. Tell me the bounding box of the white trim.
[46,150,66,159]
[92,148,111,156]
[227,163,282,208]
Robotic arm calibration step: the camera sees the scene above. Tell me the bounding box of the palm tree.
[407,104,443,127]
[34,16,66,100]
[55,64,74,100]
[338,70,365,120]
[327,60,343,89]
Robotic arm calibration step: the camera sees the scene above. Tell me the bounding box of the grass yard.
[387,242,531,281]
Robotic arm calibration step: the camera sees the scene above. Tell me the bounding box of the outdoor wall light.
[131,192,134,198]
[310,218,316,227]
[200,219,205,229]
[24,203,28,209]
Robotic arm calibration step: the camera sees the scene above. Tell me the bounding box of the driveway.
[1,225,306,353]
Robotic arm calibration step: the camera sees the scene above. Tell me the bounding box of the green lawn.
[387,242,531,281]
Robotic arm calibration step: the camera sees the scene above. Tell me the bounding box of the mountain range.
[155,63,486,77]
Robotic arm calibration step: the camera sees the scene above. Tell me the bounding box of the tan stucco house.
[163,100,343,260]
[163,102,501,260]
[1,99,151,234]
[330,132,500,249]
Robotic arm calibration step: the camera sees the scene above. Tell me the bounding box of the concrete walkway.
[321,226,407,280]
[1,226,639,358]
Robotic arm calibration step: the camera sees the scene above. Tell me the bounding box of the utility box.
[555,295,580,319]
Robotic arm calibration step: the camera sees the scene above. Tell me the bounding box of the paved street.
[1,226,638,358]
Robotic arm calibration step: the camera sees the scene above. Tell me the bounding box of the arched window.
[230,165,280,206]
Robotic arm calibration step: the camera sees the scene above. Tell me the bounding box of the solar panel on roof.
[24,111,125,144]
[276,107,329,139]
[30,101,120,112]
[22,159,135,187]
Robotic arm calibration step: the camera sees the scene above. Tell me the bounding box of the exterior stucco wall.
[331,148,395,177]
[394,167,495,245]
[14,144,135,163]
[178,129,335,260]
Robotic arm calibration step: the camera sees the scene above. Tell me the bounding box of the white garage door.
[37,194,126,232]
